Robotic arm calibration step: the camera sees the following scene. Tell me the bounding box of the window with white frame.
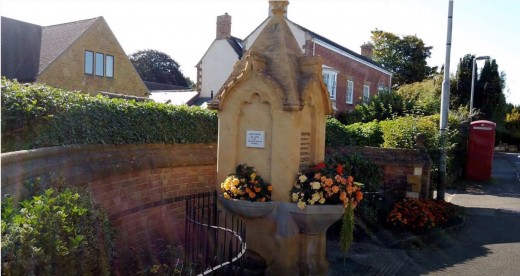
[322,69,337,100]
[378,83,385,94]
[363,85,370,102]
[346,80,354,104]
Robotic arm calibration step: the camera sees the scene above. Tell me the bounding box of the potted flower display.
[289,161,363,253]
[219,164,276,218]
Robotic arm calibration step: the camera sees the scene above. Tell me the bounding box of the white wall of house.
[200,40,241,98]
[243,20,307,54]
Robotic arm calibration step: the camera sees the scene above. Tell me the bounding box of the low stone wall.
[1,143,218,249]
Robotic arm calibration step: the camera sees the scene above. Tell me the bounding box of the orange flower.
[324,178,333,187]
[356,190,363,201]
[332,185,340,193]
[347,176,354,183]
[340,191,347,201]
[254,187,261,193]
[268,185,273,191]
[248,192,256,199]
[347,184,353,195]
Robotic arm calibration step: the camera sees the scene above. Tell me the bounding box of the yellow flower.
[292,192,300,202]
[299,175,308,183]
[223,193,230,199]
[319,198,326,204]
[311,181,321,190]
[232,178,240,186]
[250,173,256,179]
[312,192,321,202]
[297,201,306,210]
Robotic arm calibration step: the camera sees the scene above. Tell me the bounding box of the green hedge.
[325,118,383,147]
[379,114,467,182]
[1,79,218,152]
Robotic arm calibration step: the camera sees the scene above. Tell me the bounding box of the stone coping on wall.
[1,143,217,198]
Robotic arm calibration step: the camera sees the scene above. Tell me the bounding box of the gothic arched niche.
[236,92,273,183]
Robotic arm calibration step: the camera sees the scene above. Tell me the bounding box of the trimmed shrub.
[1,79,218,152]
[379,114,467,184]
[325,118,383,147]
[1,184,115,275]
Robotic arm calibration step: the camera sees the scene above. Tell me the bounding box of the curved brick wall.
[1,143,431,249]
[1,143,217,249]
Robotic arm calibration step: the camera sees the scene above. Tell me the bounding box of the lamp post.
[469,55,490,115]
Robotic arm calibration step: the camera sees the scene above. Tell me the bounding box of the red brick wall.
[326,146,432,199]
[1,144,217,250]
[89,165,216,249]
[311,43,391,112]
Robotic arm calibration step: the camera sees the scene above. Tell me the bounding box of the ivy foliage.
[1,78,218,152]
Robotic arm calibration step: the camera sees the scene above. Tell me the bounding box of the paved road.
[328,152,520,276]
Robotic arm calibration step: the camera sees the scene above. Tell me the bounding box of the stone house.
[1,16,148,97]
[196,1,392,112]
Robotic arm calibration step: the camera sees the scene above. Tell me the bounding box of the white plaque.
[246,130,265,148]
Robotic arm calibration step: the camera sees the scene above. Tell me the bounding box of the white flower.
[297,201,306,210]
[311,181,321,190]
[298,175,308,183]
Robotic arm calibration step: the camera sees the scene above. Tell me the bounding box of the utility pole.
[438,0,454,201]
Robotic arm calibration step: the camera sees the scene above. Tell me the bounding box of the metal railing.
[185,191,246,275]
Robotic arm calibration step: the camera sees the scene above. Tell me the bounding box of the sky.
[2,0,519,106]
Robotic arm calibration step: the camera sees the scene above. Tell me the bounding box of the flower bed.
[387,198,461,233]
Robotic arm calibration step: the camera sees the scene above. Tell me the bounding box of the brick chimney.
[268,0,289,17]
[360,43,374,59]
[216,13,231,39]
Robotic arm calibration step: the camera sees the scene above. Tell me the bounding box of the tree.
[129,49,190,87]
[370,29,437,87]
[474,59,507,123]
[450,54,475,109]
[396,74,442,116]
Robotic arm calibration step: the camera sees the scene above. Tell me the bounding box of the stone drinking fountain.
[208,1,342,274]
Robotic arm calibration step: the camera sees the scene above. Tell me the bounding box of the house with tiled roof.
[195,0,392,112]
[1,16,148,97]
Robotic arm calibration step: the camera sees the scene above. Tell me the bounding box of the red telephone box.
[465,120,496,181]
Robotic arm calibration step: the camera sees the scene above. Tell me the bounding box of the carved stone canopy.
[208,3,332,114]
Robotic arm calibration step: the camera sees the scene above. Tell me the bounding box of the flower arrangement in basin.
[289,161,363,253]
[219,164,275,218]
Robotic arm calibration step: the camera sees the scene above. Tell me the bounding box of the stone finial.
[268,0,289,17]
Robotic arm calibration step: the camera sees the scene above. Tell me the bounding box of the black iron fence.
[185,191,246,275]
